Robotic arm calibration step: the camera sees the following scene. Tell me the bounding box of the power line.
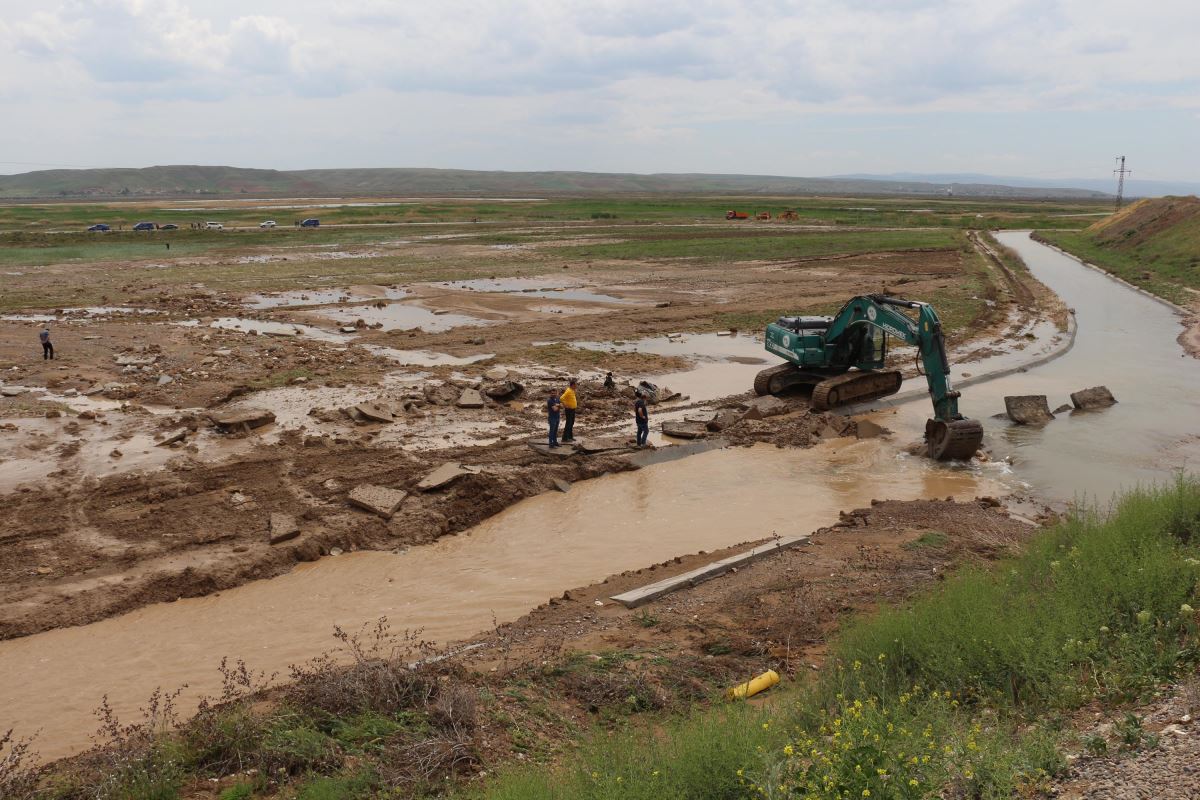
[1113,156,1131,211]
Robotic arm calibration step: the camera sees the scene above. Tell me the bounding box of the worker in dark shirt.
[603,371,615,390]
[546,393,563,448]
[634,390,649,447]
[39,326,53,360]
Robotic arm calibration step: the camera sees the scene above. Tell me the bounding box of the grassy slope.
[1037,196,1200,305]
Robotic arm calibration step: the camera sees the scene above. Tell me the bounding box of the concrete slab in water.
[1004,395,1054,424]
[1071,386,1117,410]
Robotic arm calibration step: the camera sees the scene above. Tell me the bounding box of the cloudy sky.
[1,0,1198,181]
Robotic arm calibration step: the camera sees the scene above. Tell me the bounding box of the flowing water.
[2,233,1197,761]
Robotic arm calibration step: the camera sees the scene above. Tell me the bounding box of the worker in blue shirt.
[39,326,54,360]
[634,390,649,447]
[546,392,563,448]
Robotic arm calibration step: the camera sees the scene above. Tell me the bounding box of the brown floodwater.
[0,441,997,762]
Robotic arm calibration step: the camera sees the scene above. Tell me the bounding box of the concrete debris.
[1,386,28,397]
[484,367,510,382]
[552,478,572,493]
[528,441,577,457]
[576,436,635,454]
[1053,403,1073,414]
[1004,395,1054,424]
[157,374,173,386]
[456,388,485,408]
[268,513,301,545]
[114,355,157,367]
[416,462,478,491]
[742,394,789,420]
[156,428,188,447]
[706,410,745,432]
[347,484,408,519]
[207,408,276,430]
[661,421,708,440]
[855,419,889,439]
[354,403,395,424]
[484,381,523,400]
[339,326,358,333]
[1071,385,1117,410]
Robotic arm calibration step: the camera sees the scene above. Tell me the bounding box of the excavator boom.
[754,294,983,460]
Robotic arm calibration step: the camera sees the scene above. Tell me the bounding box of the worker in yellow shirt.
[560,378,579,442]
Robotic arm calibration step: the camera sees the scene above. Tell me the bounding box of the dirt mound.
[1087,196,1200,249]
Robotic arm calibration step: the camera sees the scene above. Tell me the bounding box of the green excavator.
[752,294,984,460]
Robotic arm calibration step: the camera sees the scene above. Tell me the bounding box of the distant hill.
[834,172,1200,199]
[1035,195,1200,304]
[0,165,1112,201]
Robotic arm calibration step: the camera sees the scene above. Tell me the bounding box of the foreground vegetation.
[480,478,1200,799]
[3,479,1197,799]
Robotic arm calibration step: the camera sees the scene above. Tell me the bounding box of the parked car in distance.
[160,223,179,230]
[300,218,320,228]
[133,222,156,231]
[259,220,277,228]
[86,224,110,232]
[205,221,224,230]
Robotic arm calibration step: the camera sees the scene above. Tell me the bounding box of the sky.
[1,0,1198,182]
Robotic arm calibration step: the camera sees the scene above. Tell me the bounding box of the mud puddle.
[244,286,408,309]
[878,231,1200,504]
[308,302,487,333]
[363,345,494,367]
[439,278,635,305]
[176,317,349,342]
[0,441,999,762]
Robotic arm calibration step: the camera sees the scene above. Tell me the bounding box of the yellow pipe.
[727,669,780,700]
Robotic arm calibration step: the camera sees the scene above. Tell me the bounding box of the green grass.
[472,478,1200,799]
[1036,230,1198,305]
[901,530,950,550]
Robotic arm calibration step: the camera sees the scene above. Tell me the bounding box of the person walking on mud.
[634,389,649,447]
[560,378,579,442]
[39,326,54,360]
[546,392,563,448]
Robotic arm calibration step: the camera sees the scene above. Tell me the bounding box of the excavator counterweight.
[753,294,984,460]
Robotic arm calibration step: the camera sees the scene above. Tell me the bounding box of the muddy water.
[884,231,1200,503]
[0,442,997,761]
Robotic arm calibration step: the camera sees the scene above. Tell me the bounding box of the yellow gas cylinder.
[726,669,780,700]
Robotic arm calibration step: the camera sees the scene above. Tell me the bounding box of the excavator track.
[925,419,984,461]
[810,370,903,411]
[753,363,817,396]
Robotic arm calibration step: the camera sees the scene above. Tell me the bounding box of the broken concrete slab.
[347,484,408,519]
[207,408,277,430]
[456,388,485,409]
[0,386,28,397]
[552,478,572,493]
[1071,386,1117,410]
[741,394,789,420]
[855,419,889,439]
[339,326,358,334]
[416,462,478,491]
[1053,403,1073,415]
[527,441,577,457]
[268,513,301,545]
[114,355,157,367]
[1004,395,1054,425]
[484,367,509,382]
[354,403,395,424]
[661,421,708,440]
[155,428,189,447]
[577,436,635,454]
[157,374,173,386]
[610,535,811,608]
[707,410,745,432]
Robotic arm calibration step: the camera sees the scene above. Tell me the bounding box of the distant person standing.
[560,378,579,442]
[634,390,649,447]
[39,326,53,360]
[603,371,615,390]
[546,392,563,448]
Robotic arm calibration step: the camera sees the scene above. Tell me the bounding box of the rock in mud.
[0,386,28,397]
[484,367,510,382]
[552,478,572,493]
[528,441,577,457]
[707,410,745,432]
[157,374,173,386]
[156,428,189,447]
[115,355,157,367]
[577,436,635,454]
[741,395,789,420]
[1070,386,1117,410]
[208,408,276,431]
[456,388,485,409]
[484,381,523,400]
[661,421,708,440]
[1053,403,1073,414]
[347,484,408,519]
[416,462,477,491]
[268,513,301,545]
[354,403,395,424]
[1004,395,1054,425]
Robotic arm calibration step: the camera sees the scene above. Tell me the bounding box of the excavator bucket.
[925,419,984,461]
